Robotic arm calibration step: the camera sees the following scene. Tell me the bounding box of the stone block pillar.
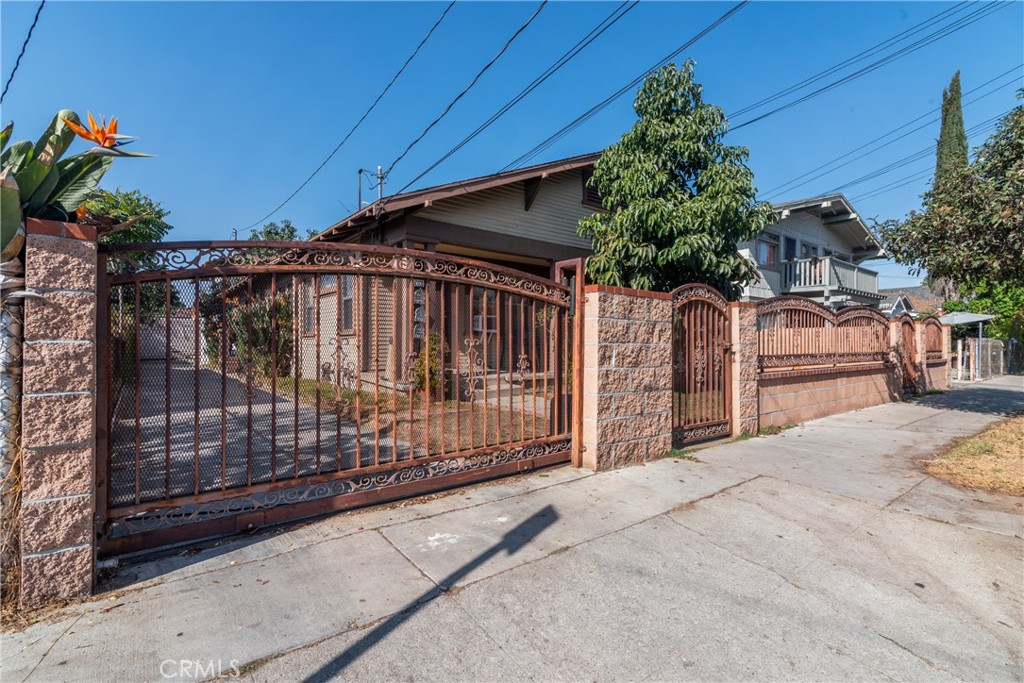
[19,219,98,607]
[581,285,672,471]
[729,302,759,435]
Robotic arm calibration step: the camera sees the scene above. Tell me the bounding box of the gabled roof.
[311,152,600,242]
[773,193,883,260]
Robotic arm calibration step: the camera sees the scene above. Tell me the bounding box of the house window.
[320,274,338,294]
[581,168,603,208]
[302,277,315,335]
[340,275,354,334]
[784,236,797,262]
[800,242,818,259]
[756,233,779,268]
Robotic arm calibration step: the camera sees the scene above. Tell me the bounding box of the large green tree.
[877,92,1023,287]
[935,71,968,182]
[86,187,172,245]
[577,61,775,295]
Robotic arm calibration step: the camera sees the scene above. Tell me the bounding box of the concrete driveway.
[3,376,1022,682]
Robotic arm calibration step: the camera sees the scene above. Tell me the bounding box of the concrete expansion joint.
[22,543,91,559]
[25,339,93,346]
[23,492,91,504]
[26,441,93,452]
[32,286,96,295]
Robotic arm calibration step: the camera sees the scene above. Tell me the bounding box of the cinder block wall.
[758,367,901,429]
[581,285,673,470]
[19,219,98,608]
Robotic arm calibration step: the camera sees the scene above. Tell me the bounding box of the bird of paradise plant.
[0,109,150,260]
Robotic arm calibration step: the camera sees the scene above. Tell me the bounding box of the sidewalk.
[3,376,1022,682]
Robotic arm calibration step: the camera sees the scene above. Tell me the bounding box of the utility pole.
[357,168,363,209]
[377,165,384,202]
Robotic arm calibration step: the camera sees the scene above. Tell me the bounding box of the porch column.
[730,302,759,435]
[19,219,98,608]
[581,285,672,471]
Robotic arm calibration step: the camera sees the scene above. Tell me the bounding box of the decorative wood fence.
[756,296,890,371]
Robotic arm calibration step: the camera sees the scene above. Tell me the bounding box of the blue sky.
[2,1,1021,289]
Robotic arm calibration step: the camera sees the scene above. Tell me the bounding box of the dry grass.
[925,415,1024,496]
[1,439,23,629]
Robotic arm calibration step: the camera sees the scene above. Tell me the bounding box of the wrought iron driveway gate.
[671,284,732,446]
[97,241,579,554]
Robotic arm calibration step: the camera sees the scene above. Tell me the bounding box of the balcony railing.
[781,257,879,295]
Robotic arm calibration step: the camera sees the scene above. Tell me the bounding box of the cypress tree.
[935,71,968,182]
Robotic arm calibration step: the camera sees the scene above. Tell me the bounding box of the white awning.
[938,312,995,325]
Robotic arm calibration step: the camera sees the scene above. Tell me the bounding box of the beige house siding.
[418,169,595,251]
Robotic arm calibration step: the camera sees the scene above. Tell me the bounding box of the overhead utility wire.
[382,1,549,179]
[393,1,639,196]
[240,0,456,231]
[500,0,750,172]
[729,1,1011,131]
[831,111,1007,193]
[730,1,971,119]
[763,64,1023,198]
[1,0,45,105]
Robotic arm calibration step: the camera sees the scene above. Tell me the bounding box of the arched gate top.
[670,283,728,310]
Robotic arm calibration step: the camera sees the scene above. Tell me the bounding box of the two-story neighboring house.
[737,194,886,308]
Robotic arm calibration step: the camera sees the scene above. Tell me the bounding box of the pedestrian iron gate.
[671,284,731,446]
[97,241,581,555]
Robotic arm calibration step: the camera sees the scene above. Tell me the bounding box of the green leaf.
[26,165,59,214]
[1,140,34,175]
[34,153,112,220]
[1,166,24,261]
[15,111,82,199]
[0,122,12,154]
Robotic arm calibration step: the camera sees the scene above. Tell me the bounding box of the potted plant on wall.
[1,109,150,259]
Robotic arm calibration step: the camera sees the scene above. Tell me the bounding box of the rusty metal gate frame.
[670,283,732,446]
[96,241,580,555]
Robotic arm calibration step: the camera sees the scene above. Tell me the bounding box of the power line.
[729,1,1010,132]
[841,112,1008,202]
[383,1,549,179]
[240,0,456,231]
[1,0,45,105]
[762,64,1023,199]
[831,111,1005,193]
[393,1,639,196]
[730,2,971,119]
[500,1,750,173]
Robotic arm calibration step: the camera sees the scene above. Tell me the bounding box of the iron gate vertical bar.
[468,286,476,449]
[246,276,254,487]
[292,274,299,479]
[422,280,429,457]
[355,276,363,467]
[192,276,200,495]
[164,277,171,499]
[133,282,141,505]
[220,276,227,490]
[391,277,399,464]
[315,273,322,475]
[335,276,343,471]
[483,289,489,446]
[454,287,462,452]
[95,251,111,530]
[440,281,447,456]
[373,276,381,467]
[495,290,502,444]
[507,291,513,442]
[406,277,414,458]
[270,273,278,483]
